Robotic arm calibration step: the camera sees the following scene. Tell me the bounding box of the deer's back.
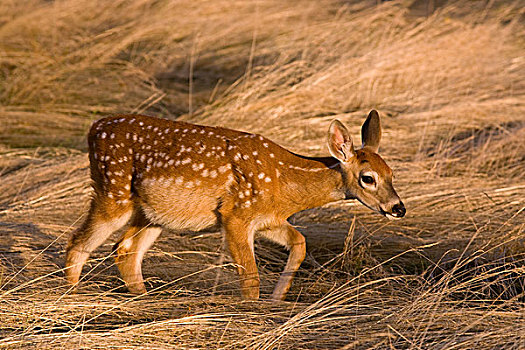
[87,115,285,230]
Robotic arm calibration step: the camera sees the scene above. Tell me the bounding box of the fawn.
[65,110,405,300]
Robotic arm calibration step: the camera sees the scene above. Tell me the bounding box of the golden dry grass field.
[0,0,524,348]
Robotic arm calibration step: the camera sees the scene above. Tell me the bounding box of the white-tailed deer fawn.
[65,110,405,300]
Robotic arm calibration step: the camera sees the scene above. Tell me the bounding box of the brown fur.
[65,111,404,300]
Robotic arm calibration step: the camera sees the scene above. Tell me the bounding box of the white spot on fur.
[258,173,265,179]
[218,164,230,173]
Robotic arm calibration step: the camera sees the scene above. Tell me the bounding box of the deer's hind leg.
[65,198,133,287]
[114,211,162,294]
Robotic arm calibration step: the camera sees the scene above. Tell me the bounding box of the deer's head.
[328,110,405,219]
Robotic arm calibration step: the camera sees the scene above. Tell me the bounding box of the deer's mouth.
[384,212,403,220]
[379,207,404,220]
[356,199,406,220]
[357,200,390,218]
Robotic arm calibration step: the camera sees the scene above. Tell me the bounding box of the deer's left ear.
[328,120,356,162]
[361,110,381,152]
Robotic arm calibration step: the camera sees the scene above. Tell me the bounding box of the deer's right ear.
[361,110,381,152]
[328,120,355,162]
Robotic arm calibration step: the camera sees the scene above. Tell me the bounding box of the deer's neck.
[277,154,346,215]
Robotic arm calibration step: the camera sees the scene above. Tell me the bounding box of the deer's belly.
[135,177,222,231]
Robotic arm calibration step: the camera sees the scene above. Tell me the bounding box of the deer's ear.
[361,110,381,152]
[328,120,355,162]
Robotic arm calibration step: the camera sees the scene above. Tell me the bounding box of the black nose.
[392,202,406,217]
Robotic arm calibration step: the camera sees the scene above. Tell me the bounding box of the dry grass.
[1,0,524,348]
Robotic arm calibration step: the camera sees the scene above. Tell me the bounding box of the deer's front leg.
[261,224,306,301]
[223,218,259,300]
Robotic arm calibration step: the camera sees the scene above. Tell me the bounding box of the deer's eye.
[361,175,375,185]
